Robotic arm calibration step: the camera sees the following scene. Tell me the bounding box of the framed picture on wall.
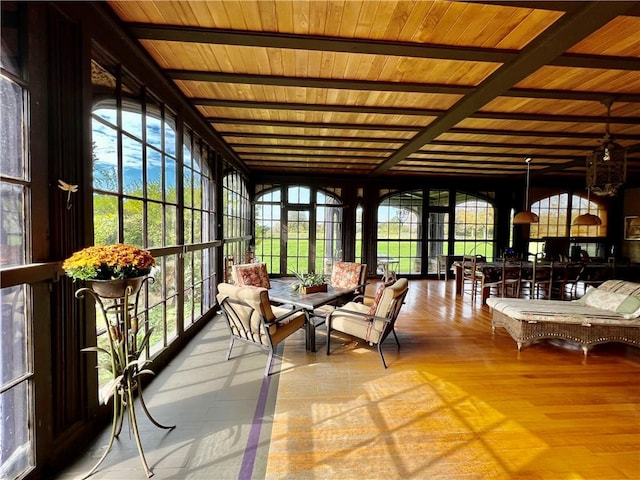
[624,216,640,240]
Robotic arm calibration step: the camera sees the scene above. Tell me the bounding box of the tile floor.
[55,316,292,480]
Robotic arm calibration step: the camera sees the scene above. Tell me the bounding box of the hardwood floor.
[267,279,640,479]
[56,279,640,479]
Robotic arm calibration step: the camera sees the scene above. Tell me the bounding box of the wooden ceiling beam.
[370,1,639,176]
[232,144,396,153]
[231,141,590,154]
[411,151,584,160]
[133,23,640,70]
[131,24,515,63]
[178,71,640,102]
[218,132,405,143]
[208,111,640,129]
[209,118,422,131]
[170,71,471,94]
[429,140,589,152]
[448,127,638,140]
[219,129,638,142]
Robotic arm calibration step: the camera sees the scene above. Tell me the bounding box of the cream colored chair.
[216,283,308,376]
[326,278,409,368]
[312,261,369,320]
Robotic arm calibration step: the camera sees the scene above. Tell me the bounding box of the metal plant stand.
[75,276,175,478]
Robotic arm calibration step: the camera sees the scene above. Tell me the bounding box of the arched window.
[529,193,607,258]
[454,192,495,258]
[254,185,343,275]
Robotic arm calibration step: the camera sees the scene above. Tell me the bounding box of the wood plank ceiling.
[106,0,640,181]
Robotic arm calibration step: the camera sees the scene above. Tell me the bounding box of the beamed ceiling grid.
[106,0,640,181]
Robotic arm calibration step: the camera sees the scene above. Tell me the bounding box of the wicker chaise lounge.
[487,280,640,356]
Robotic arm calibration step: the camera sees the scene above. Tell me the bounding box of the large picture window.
[529,193,607,258]
[454,192,495,259]
[377,190,423,275]
[91,59,217,392]
[254,185,343,276]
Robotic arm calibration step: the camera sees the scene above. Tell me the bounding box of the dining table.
[268,278,362,351]
[452,260,622,303]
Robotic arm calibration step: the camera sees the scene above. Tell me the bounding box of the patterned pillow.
[367,283,387,317]
[331,261,363,289]
[234,263,270,289]
[584,288,628,313]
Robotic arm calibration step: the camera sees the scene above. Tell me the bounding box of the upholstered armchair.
[326,278,409,368]
[311,261,368,320]
[216,282,308,376]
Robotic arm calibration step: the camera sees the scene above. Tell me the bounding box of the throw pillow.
[584,288,629,313]
[331,261,363,289]
[367,284,387,317]
[616,295,640,316]
[235,263,270,289]
[573,286,596,304]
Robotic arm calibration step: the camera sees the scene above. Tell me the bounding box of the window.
[529,193,607,258]
[427,189,450,275]
[315,190,342,274]
[254,186,281,274]
[254,185,343,275]
[454,192,495,258]
[182,129,216,330]
[222,168,251,271]
[377,191,423,275]
[0,6,34,474]
[91,59,218,392]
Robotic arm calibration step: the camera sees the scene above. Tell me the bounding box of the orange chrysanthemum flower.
[62,244,155,281]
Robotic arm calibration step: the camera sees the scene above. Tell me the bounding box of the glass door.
[285,208,312,274]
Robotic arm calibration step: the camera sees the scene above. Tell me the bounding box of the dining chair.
[501,260,521,298]
[561,262,584,300]
[216,283,308,376]
[326,278,409,368]
[462,254,483,300]
[520,261,553,299]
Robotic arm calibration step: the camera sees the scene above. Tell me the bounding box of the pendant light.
[586,99,627,197]
[573,187,602,226]
[513,157,539,224]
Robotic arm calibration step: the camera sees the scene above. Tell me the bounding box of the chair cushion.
[217,282,276,326]
[330,301,384,343]
[331,261,364,289]
[375,278,409,318]
[233,263,270,288]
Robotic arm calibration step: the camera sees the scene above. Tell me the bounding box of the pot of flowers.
[292,271,328,294]
[62,243,155,298]
[62,243,172,478]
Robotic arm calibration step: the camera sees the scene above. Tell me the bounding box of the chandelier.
[586,99,627,196]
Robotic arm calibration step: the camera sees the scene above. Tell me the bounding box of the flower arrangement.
[63,243,155,281]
